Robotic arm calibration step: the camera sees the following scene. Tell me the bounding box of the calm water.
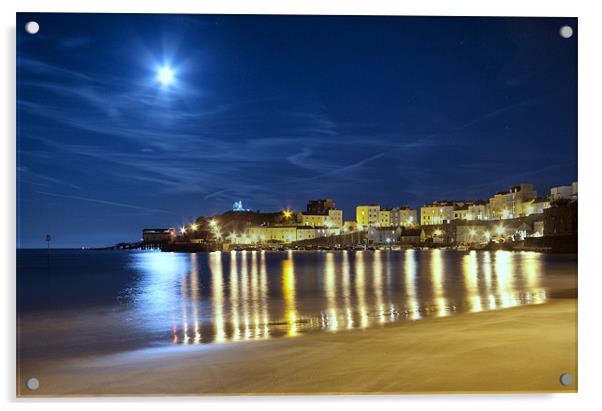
[17,249,577,358]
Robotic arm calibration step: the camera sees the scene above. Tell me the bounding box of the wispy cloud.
[453,97,539,131]
[57,36,91,49]
[18,57,93,81]
[36,191,171,214]
[18,166,81,190]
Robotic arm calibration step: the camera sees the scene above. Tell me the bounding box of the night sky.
[17,14,577,248]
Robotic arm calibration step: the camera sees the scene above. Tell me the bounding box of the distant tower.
[45,234,52,253]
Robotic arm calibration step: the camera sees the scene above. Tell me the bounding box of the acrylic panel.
[16,13,578,396]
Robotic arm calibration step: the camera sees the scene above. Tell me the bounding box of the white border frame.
[3,1,601,409]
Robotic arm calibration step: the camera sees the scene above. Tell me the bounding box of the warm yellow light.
[468,229,476,236]
[190,223,198,231]
[484,231,491,239]
[283,210,292,219]
[210,219,217,227]
[501,209,510,219]
[434,229,442,236]
[526,205,534,215]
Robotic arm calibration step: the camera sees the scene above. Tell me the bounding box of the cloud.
[18,57,93,81]
[36,191,171,214]
[453,98,539,132]
[18,166,81,190]
[57,36,91,49]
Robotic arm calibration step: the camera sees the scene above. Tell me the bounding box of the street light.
[190,223,198,231]
[283,209,292,219]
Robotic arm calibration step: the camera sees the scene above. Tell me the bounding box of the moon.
[157,66,175,86]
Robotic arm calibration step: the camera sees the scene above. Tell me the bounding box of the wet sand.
[17,299,577,396]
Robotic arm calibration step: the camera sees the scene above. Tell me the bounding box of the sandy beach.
[17,298,577,396]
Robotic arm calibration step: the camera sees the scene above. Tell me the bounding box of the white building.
[550,182,578,201]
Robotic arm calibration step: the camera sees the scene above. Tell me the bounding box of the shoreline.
[18,298,577,396]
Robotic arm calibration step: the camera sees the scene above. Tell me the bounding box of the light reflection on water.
[129,249,559,346]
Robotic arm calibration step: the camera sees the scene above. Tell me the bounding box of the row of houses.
[295,182,577,232]
[419,182,577,225]
[145,182,577,246]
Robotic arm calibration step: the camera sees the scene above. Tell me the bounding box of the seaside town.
[136,181,578,254]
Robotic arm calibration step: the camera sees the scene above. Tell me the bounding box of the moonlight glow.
[157,66,175,86]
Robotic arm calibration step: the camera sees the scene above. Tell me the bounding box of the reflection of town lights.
[495,225,505,235]
[434,229,442,236]
[484,231,491,239]
[469,229,476,236]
